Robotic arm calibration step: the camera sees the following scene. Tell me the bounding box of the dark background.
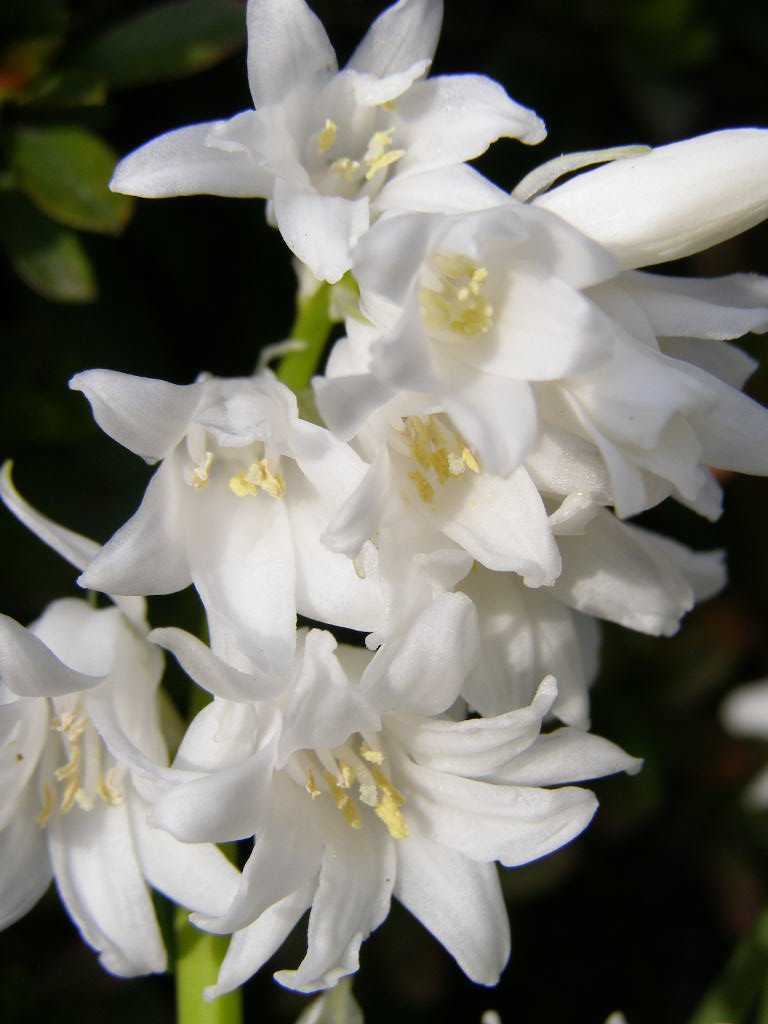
[2,1,768,1021]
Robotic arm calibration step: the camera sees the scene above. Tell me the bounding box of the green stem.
[276,280,334,391]
[688,905,768,1024]
[174,906,242,1024]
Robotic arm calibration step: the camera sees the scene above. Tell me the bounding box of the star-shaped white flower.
[109,0,544,281]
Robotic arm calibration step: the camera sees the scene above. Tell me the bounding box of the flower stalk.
[174,905,243,1024]
[277,280,334,392]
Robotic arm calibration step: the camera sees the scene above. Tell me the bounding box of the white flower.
[721,678,768,805]
[142,610,639,996]
[68,368,383,672]
[108,0,544,282]
[0,597,239,976]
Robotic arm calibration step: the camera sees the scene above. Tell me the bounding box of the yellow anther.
[461,446,480,473]
[228,459,286,500]
[374,792,409,839]
[330,156,361,181]
[359,741,384,765]
[363,128,405,181]
[59,772,82,814]
[98,769,124,808]
[54,744,81,781]
[36,784,55,827]
[324,771,361,830]
[421,252,494,337]
[75,789,95,812]
[408,469,434,503]
[371,766,405,807]
[430,447,451,484]
[190,450,214,489]
[305,768,321,799]
[317,118,337,155]
[337,759,355,789]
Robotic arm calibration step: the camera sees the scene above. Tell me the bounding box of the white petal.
[346,62,431,107]
[128,791,240,918]
[70,369,202,461]
[0,795,52,928]
[439,466,561,586]
[275,814,395,992]
[346,0,442,78]
[721,680,768,738]
[272,179,369,283]
[388,677,557,776]
[0,460,98,572]
[0,699,49,829]
[661,337,758,390]
[535,129,768,268]
[149,627,279,702]
[362,592,478,716]
[394,834,509,985]
[194,776,322,934]
[150,725,278,843]
[0,609,104,698]
[492,728,642,786]
[396,75,545,177]
[376,164,509,216]
[442,372,538,478]
[622,271,768,341]
[246,0,336,109]
[321,449,391,556]
[78,454,191,596]
[205,882,315,1000]
[685,368,768,474]
[110,122,272,198]
[48,798,166,976]
[313,373,394,442]
[398,756,598,867]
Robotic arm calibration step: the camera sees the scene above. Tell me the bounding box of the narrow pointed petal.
[347,0,443,77]
[662,337,758,390]
[535,129,768,268]
[48,798,166,976]
[275,817,395,993]
[78,455,191,596]
[129,792,241,918]
[204,882,316,1000]
[513,145,651,202]
[492,728,642,786]
[110,122,272,198]
[321,449,391,556]
[246,0,336,109]
[272,180,369,282]
[0,611,104,697]
[0,461,98,571]
[70,369,202,462]
[395,835,509,985]
[396,75,545,177]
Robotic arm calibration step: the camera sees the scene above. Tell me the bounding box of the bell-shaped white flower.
[721,678,768,805]
[0,598,240,976]
[69,368,383,672]
[108,0,545,281]
[143,611,639,996]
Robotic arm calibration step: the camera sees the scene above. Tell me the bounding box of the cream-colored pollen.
[305,768,321,800]
[329,127,404,184]
[228,459,286,499]
[36,783,55,826]
[359,741,384,765]
[420,252,494,337]
[98,768,124,808]
[324,771,362,830]
[401,415,480,504]
[317,118,337,155]
[190,450,214,489]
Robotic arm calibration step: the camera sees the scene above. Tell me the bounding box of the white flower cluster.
[3,0,768,1005]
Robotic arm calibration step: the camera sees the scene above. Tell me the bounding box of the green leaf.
[174,906,242,1024]
[7,125,133,234]
[688,905,768,1024]
[19,68,107,108]
[75,1,246,90]
[0,189,97,302]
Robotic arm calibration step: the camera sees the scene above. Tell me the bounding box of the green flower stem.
[174,906,242,1024]
[276,280,333,392]
[689,905,768,1024]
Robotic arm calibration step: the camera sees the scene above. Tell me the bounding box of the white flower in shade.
[108,0,545,282]
[721,678,768,805]
[0,597,240,976]
[68,368,383,673]
[142,609,639,996]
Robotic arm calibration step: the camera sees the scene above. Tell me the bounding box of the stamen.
[317,118,337,155]
[98,768,124,807]
[190,450,214,489]
[408,469,434,503]
[420,252,494,337]
[359,740,384,765]
[324,771,361,830]
[305,768,321,800]
[228,459,286,499]
[54,744,81,781]
[36,784,55,827]
[363,129,405,181]
[59,771,82,814]
[329,156,361,181]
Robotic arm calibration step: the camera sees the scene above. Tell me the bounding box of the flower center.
[315,117,405,187]
[37,704,124,826]
[419,252,494,338]
[290,734,408,840]
[186,448,286,500]
[397,414,480,504]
